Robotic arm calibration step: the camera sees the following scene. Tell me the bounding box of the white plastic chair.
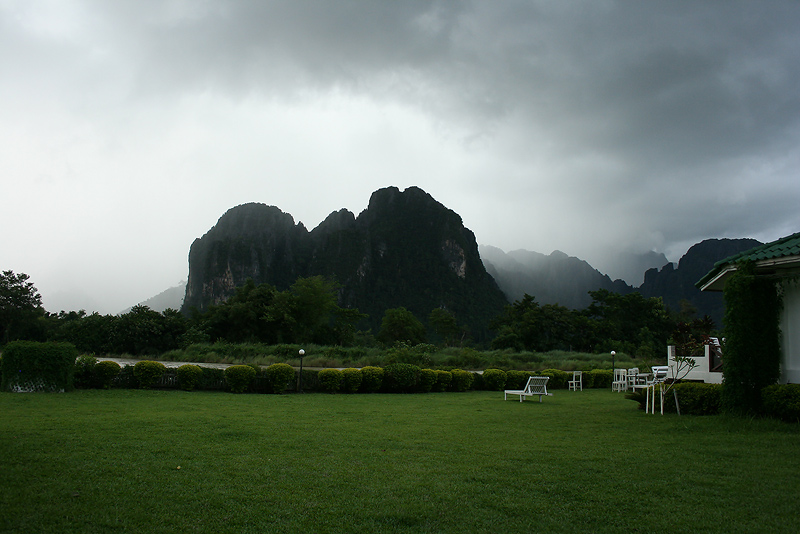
[626,367,640,390]
[612,368,628,392]
[568,371,583,391]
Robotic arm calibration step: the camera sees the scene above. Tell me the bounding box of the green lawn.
[1,389,798,533]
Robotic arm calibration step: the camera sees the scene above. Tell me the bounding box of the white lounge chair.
[504,376,552,402]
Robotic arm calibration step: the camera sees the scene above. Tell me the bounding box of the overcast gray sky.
[2,0,799,314]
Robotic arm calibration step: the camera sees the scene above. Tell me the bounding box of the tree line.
[1,270,712,357]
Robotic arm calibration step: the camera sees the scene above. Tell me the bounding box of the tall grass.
[2,389,798,533]
[157,343,643,371]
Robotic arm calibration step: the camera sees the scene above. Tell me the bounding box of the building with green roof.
[696,232,800,384]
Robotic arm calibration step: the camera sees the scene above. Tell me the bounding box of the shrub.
[176,364,203,391]
[74,355,97,389]
[382,363,420,393]
[540,369,569,389]
[672,383,722,415]
[318,369,344,393]
[1,341,77,392]
[359,366,384,393]
[418,368,437,393]
[721,262,782,414]
[341,368,362,394]
[225,365,257,393]
[265,363,296,394]
[481,368,507,391]
[626,382,722,415]
[433,370,452,392]
[761,384,800,422]
[504,370,530,390]
[450,369,474,392]
[94,360,121,389]
[133,361,167,389]
[587,369,612,389]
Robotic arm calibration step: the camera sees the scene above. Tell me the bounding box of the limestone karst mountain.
[182,186,508,341]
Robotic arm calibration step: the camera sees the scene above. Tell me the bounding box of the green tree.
[720,262,782,414]
[428,307,459,346]
[585,289,674,355]
[0,270,45,344]
[489,294,585,352]
[378,307,427,345]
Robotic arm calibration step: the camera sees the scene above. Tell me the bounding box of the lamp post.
[298,349,305,393]
[611,351,616,390]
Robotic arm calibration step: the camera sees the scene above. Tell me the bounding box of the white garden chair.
[612,368,628,392]
[568,371,583,391]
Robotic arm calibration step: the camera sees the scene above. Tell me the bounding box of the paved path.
[100,358,232,370]
[100,358,332,371]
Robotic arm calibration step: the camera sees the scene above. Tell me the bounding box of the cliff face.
[639,238,762,326]
[184,203,310,310]
[183,187,508,340]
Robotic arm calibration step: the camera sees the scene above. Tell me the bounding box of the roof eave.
[697,255,800,292]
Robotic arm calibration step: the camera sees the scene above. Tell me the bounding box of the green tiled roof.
[696,231,800,289]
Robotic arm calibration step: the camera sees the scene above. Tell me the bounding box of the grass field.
[2,389,798,533]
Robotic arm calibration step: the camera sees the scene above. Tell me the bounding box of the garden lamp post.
[611,351,616,390]
[298,349,305,393]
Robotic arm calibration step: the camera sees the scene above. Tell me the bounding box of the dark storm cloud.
[3,0,800,310]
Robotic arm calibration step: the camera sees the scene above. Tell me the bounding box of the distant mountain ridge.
[129,186,766,335]
[479,246,633,310]
[484,238,763,328]
[639,238,762,326]
[121,281,186,314]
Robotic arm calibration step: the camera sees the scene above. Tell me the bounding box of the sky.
[2,1,800,315]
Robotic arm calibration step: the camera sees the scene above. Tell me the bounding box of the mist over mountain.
[591,250,671,286]
[120,281,186,315]
[479,246,633,309]
[182,186,507,341]
[483,238,763,328]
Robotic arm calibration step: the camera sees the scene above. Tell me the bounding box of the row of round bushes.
[72,356,615,394]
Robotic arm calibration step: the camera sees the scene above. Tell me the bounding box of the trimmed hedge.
[761,384,800,422]
[672,383,722,415]
[626,382,722,415]
[418,368,437,393]
[540,369,569,389]
[265,363,295,394]
[225,365,256,393]
[95,360,121,389]
[433,370,452,392]
[133,361,166,389]
[450,369,474,392]
[176,364,203,391]
[505,370,530,390]
[482,368,507,391]
[383,363,420,393]
[74,355,97,389]
[360,366,384,393]
[587,369,612,389]
[341,368,362,394]
[318,369,343,393]
[1,341,77,392]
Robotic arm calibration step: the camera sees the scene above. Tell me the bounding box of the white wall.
[780,280,800,384]
[667,345,723,384]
